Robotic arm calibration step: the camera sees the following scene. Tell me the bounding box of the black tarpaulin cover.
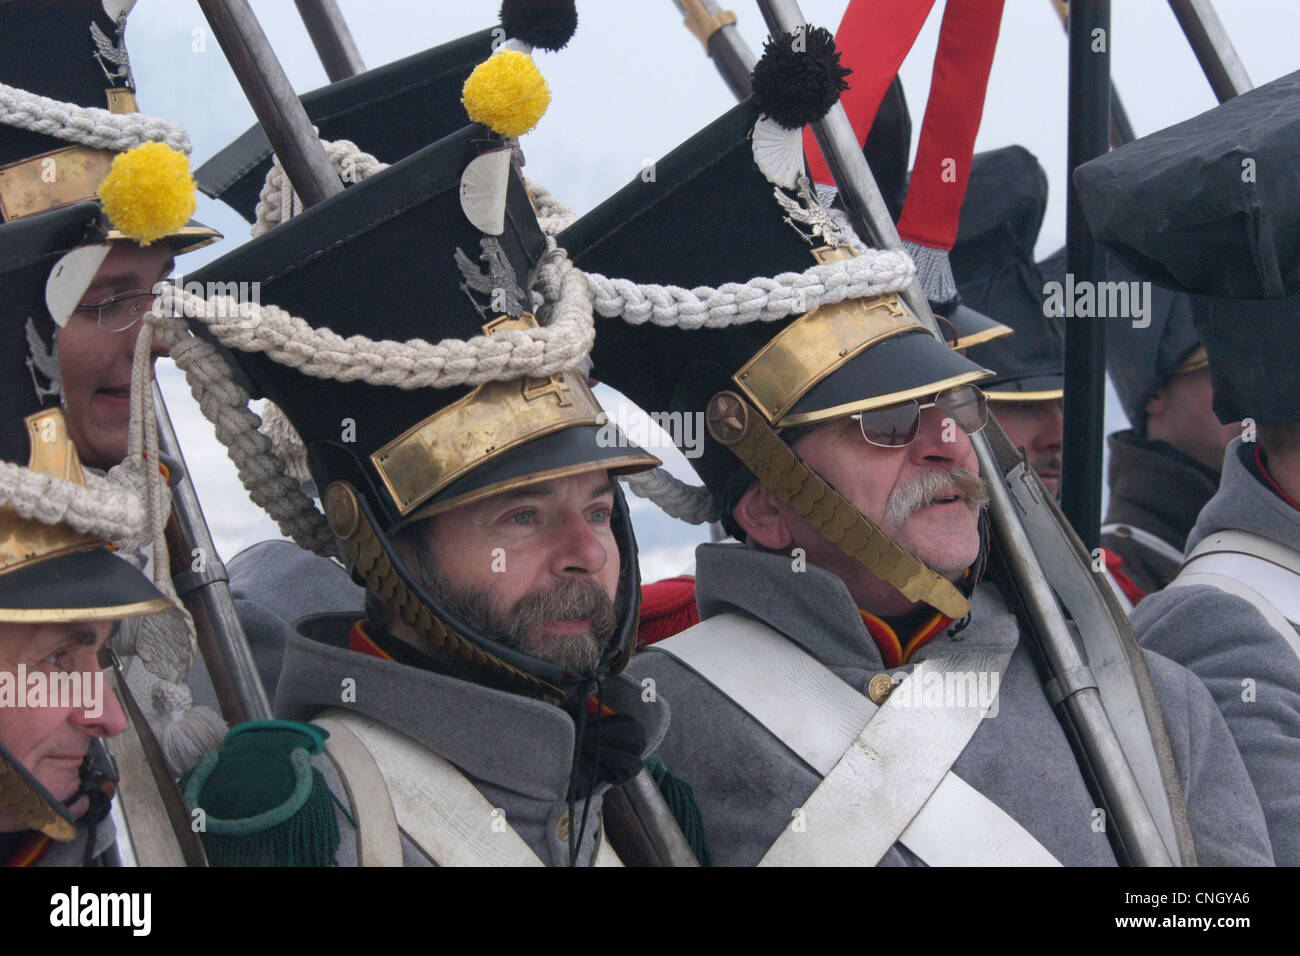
[1074,68,1300,424]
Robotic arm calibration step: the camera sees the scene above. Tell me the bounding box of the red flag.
[804,0,1004,253]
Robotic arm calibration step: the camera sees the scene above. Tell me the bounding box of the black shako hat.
[187,117,658,699]
[562,99,991,502]
[951,145,1063,401]
[0,0,219,252]
[197,28,497,223]
[1075,68,1300,426]
[0,201,103,412]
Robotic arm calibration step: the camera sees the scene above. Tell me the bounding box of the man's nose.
[116,317,170,364]
[1036,400,1065,450]
[550,510,610,577]
[71,670,128,739]
[909,404,970,463]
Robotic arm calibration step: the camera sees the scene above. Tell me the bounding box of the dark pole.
[1051,0,1134,148]
[294,0,365,82]
[199,0,344,207]
[1061,0,1110,551]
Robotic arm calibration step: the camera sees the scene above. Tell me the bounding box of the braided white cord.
[621,468,719,525]
[125,320,187,605]
[527,180,578,236]
[148,313,336,555]
[583,246,915,329]
[252,137,386,236]
[154,249,593,390]
[0,81,191,154]
[0,461,147,542]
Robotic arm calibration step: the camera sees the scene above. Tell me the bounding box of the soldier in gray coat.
[179,35,704,864]
[560,31,1272,866]
[1078,67,1300,865]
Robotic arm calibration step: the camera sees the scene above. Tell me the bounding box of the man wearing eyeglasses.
[52,243,177,472]
[562,94,1271,866]
[0,1,220,473]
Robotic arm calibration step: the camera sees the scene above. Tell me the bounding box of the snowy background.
[122,0,1298,579]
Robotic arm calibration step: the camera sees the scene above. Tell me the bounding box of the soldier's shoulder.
[183,720,343,867]
[1134,578,1294,652]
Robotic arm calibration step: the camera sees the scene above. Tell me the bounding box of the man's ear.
[1144,387,1168,423]
[732,480,794,551]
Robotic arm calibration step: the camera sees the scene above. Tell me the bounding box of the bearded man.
[177,92,706,865]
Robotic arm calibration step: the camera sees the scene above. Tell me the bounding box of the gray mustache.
[504,578,618,643]
[886,467,989,531]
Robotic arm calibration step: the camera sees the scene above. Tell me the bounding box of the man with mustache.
[561,36,1270,864]
[178,95,704,865]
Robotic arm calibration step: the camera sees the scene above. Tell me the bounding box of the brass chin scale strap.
[706,391,970,620]
[323,482,564,701]
[0,748,76,842]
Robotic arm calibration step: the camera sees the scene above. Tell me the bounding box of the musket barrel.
[973,425,1175,866]
[1167,0,1253,101]
[294,0,365,82]
[198,0,344,208]
[673,0,755,99]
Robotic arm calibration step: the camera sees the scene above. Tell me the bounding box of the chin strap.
[0,741,76,842]
[706,391,970,620]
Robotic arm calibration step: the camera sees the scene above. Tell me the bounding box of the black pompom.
[750,24,851,130]
[500,0,578,52]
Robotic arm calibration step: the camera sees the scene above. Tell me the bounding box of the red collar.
[858,608,952,669]
[347,620,394,661]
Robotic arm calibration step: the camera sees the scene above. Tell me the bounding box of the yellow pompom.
[461,49,551,138]
[96,141,197,245]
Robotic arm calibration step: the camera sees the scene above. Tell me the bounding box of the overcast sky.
[125,0,1299,577]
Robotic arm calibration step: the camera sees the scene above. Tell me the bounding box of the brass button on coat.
[867,673,896,705]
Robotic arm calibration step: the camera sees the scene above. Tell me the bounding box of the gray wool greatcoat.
[627,541,1273,867]
[275,614,670,867]
[1133,438,1300,865]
